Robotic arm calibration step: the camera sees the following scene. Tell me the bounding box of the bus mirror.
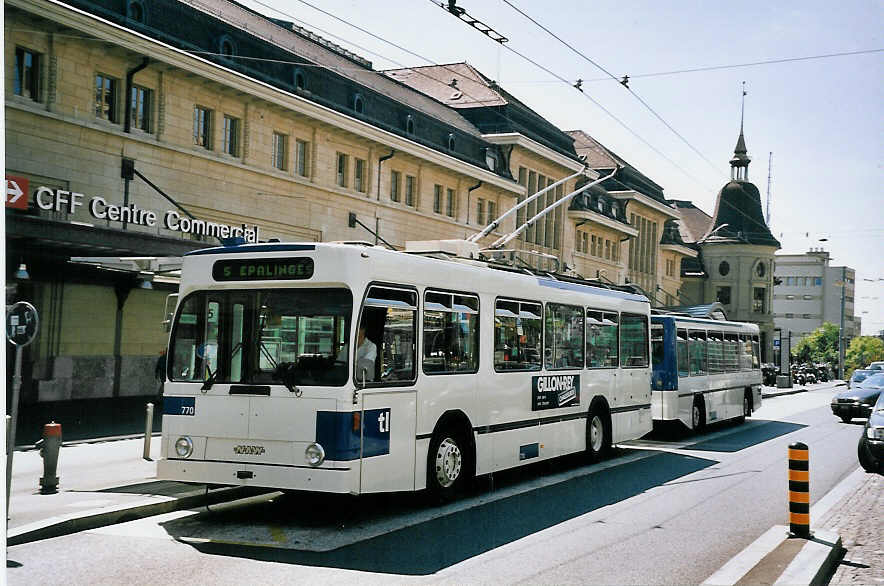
[163,293,179,332]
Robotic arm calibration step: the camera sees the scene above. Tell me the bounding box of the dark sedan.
[858,391,884,473]
[831,372,884,422]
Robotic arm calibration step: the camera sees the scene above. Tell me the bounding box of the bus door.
[356,286,418,493]
[617,313,651,439]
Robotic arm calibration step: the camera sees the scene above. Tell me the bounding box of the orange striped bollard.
[788,442,811,538]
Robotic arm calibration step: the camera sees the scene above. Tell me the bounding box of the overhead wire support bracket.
[437,1,509,43]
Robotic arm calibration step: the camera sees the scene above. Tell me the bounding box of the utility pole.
[838,265,846,379]
[765,152,773,225]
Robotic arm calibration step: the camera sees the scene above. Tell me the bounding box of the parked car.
[867,361,884,371]
[832,372,884,422]
[848,369,874,389]
[857,391,884,473]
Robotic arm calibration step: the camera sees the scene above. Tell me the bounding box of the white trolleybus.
[157,240,654,498]
[650,314,762,432]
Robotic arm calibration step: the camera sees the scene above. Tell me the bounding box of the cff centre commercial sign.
[6,176,259,242]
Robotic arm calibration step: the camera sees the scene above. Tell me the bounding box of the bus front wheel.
[427,429,470,501]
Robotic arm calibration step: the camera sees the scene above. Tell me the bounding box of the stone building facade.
[6,0,695,405]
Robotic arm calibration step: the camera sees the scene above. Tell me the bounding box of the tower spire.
[730,82,751,180]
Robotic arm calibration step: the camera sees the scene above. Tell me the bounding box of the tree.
[791,322,840,365]
[845,336,884,377]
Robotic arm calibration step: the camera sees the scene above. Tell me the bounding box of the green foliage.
[791,322,840,365]
[845,336,884,378]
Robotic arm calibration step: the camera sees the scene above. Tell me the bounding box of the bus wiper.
[201,366,218,391]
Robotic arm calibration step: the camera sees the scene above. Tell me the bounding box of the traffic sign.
[773,339,780,348]
[6,175,29,210]
[6,301,39,347]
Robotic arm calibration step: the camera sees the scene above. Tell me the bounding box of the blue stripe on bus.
[185,244,316,256]
[536,279,648,303]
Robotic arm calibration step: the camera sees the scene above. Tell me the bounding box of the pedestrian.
[155,348,167,396]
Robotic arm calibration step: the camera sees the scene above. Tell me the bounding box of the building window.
[717,286,731,305]
[294,69,307,90]
[130,86,152,132]
[719,261,730,276]
[447,133,455,151]
[336,153,349,188]
[193,106,212,148]
[126,0,145,22]
[814,277,822,286]
[96,74,119,123]
[753,287,766,313]
[14,47,41,101]
[665,258,674,277]
[485,149,497,171]
[581,232,588,254]
[446,188,455,218]
[295,139,309,177]
[222,115,240,156]
[591,235,597,256]
[487,200,496,224]
[605,239,611,260]
[405,175,416,207]
[272,132,288,170]
[476,199,485,225]
[355,158,366,192]
[433,185,442,214]
[219,36,236,58]
[755,262,766,277]
[390,170,401,202]
[353,93,364,114]
[405,114,414,134]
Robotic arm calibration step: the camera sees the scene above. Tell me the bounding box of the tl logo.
[377,410,391,434]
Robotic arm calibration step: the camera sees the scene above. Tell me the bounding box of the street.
[6,385,866,585]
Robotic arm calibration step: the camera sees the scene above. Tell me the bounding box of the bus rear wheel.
[692,397,706,433]
[427,429,470,501]
[586,407,610,462]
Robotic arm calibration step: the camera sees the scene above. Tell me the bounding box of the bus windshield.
[169,288,352,387]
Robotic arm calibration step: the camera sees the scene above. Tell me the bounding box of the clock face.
[756,262,766,277]
[719,261,730,276]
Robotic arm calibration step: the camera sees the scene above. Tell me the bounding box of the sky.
[239,0,884,334]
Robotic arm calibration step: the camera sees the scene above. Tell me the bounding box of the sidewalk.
[6,435,267,546]
[704,468,882,586]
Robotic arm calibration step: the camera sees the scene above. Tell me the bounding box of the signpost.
[6,301,39,517]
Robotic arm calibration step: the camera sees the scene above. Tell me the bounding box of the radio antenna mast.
[765,151,773,226]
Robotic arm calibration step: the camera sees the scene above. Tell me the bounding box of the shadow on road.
[685,420,806,452]
[162,451,715,574]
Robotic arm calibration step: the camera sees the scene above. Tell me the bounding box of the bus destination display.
[213,257,314,281]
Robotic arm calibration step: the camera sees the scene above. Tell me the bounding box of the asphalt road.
[7,385,864,585]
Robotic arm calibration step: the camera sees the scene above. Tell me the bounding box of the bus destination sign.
[213,257,314,281]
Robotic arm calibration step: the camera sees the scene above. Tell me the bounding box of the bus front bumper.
[157,458,357,493]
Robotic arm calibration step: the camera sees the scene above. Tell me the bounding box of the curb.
[7,485,275,546]
[702,467,865,585]
[762,388,807,399]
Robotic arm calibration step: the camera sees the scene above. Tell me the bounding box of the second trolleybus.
[650,314,762,431]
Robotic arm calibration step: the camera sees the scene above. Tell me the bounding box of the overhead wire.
[499,0,722,175]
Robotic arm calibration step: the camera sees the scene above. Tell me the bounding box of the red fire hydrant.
[37,422,62,494]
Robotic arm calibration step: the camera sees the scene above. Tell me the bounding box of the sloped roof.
[670,200,713,243]
[709,181,780,247]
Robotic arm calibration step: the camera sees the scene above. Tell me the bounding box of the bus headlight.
[175,436,194,458]
[305,442,325,467]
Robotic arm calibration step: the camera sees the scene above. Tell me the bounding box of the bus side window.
[423,291,479,375]
[708,331,724,374]
[724,333,739,372]
[494,299,542,371]
[651,324,664,368]
[586,310,618,368]
[676,328,689,377]
[545,303,584,369]
[620,314,649,368]
[739,334,752,370]
[689,330,707,376]
[360,286,417,385]
[751,335,760,369]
